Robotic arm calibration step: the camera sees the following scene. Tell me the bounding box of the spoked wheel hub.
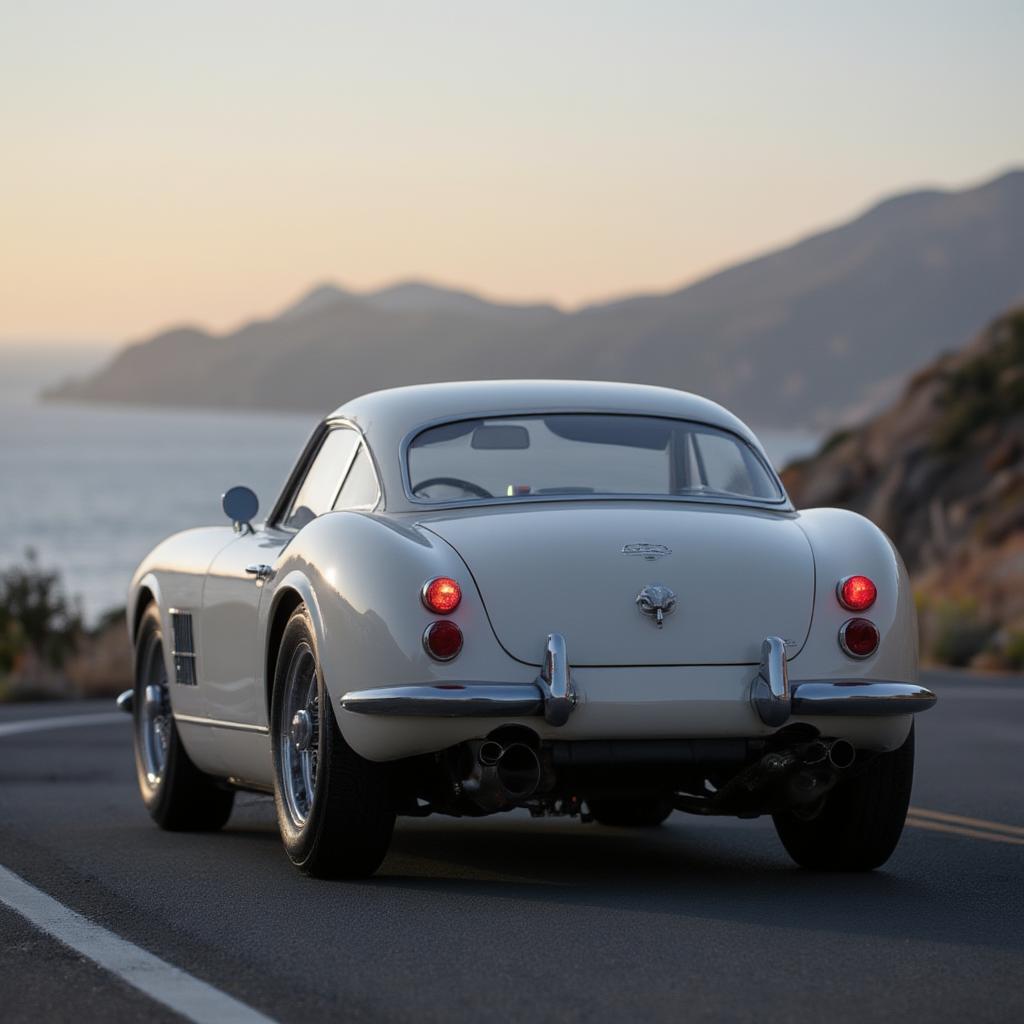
[138,642,171,789]
[280,642,320,828]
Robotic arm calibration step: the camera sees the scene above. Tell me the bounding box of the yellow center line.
[905,816,1024,847]
[909,806,1024,838]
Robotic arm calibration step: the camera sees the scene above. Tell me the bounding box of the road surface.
[1,671,1021,1023]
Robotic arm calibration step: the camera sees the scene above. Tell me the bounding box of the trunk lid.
[422,503,813,666]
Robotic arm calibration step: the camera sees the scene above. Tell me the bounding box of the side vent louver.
[170,610,197,686]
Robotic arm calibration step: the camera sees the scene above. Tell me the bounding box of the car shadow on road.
[212,798,1022,953]
[363,815,1023,952]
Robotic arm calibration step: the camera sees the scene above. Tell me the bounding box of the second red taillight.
[423,620,463,661]
[839,617,879,658]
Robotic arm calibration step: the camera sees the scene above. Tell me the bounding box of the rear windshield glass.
[407,415,783,504]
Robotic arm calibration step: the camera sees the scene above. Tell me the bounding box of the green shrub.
[927,599,994,666]
[0,549,82,671]
[1003,631,1024,671]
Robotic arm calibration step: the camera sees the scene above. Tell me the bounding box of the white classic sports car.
[120,381,936,877]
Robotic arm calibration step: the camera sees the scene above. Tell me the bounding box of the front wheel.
[270,606,395,878]
[772,725,915,871]
[132,605,234,831]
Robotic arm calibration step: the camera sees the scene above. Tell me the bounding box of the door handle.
[245,564,274,583]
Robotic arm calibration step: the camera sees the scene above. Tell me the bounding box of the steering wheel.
[411,476,494,499]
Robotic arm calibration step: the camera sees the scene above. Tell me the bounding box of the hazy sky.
[2,1,1023,343]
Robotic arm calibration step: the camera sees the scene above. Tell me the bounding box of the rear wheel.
[772,725,915,871]
[588,795,674,827]
[271,606,395,878]
[132,605,234,831]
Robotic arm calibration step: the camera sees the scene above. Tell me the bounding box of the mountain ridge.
[48,168,1024,430]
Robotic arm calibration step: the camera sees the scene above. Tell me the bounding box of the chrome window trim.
[399,410,792,512]
[270,417,384,532]
[332,440,382,513]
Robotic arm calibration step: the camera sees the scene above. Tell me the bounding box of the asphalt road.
[1,671,1021,1023]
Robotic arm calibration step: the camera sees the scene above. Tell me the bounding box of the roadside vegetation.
[0,550,131,701]
[783,306,1024,674]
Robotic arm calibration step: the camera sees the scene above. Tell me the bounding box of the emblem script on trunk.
[622,543,671,560]
[636,584,677,628]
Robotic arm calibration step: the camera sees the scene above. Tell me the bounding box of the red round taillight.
[837,575,877,611]
[839,617,879,658]
[423,620,463,661]
[422,577,462,614]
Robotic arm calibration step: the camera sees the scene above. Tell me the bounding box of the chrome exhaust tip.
[496,743,542,800]
[801,740,829,766]
[478,740,503,767]
[827,739,856,770]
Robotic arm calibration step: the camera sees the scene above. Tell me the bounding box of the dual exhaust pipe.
[700,737,857,814]
[461,740,542,811]
[799,738,856,771]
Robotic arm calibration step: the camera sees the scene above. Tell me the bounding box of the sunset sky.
[2,1,1023,344]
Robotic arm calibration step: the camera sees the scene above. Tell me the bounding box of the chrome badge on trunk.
[622,542,672,560]
[636,584,677,628]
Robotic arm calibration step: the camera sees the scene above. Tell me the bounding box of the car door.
[200,426,363,729]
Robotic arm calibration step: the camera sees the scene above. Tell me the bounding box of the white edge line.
[0,712,127,738]
[0,865,277,1024]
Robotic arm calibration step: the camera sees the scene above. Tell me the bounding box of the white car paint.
[128,380,922,785]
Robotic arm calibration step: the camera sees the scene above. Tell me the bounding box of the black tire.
[270,605,395,878]
[132,604,235,831]
[589,795,674,827]
[772,725,915,871]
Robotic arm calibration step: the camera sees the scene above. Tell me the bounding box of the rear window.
[407,415,783,504]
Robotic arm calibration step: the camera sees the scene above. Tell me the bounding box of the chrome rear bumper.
[789,680,937,716]
[342,633,576,725]
[340,633,936,725]
[750,635,936,724]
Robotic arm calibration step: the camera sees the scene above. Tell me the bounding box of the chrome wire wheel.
[279,641,320,829]
[137,631,171,789]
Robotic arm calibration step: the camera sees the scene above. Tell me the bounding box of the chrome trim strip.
[172,713,270,734]
[749,636,791,726]
[790,680,937,716]
[340,683,545,718]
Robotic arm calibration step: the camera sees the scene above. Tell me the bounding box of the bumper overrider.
[339,633,937,726]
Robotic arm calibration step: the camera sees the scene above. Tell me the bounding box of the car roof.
[326,381,779,512]
[334,380,759,446]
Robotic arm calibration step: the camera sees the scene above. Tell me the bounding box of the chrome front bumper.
[339,633,937,725]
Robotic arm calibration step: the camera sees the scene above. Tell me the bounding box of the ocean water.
[0,346,819,621]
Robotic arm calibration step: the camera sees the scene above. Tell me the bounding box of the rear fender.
[790,508,917,683]
[260,512,531,746]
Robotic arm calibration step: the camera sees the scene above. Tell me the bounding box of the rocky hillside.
[782,308,1024,667]
[48,170,1024,431]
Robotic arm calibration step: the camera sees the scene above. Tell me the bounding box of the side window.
[284,428,360,529]
[333,443,380,511]
[691,431,758,496]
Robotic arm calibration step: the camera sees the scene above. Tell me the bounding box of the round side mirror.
[222,486,259,531]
